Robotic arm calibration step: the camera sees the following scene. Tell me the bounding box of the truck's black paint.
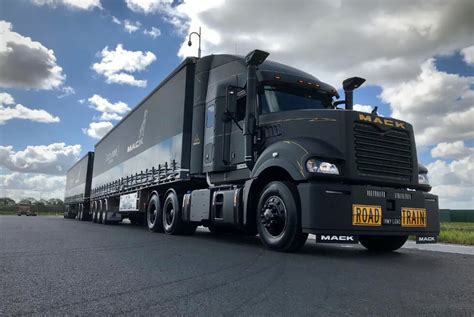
[65,51,440,252]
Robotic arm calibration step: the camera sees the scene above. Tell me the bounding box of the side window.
[235,96,246,122]
[206,105,215,128]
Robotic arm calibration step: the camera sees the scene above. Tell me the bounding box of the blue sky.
[0,0,472,208]
[0,0,183,151]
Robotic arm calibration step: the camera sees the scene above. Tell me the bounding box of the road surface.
[1,216,472,316]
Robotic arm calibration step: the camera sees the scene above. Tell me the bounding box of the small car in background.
[17,204,37,216]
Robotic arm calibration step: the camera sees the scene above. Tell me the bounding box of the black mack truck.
[66,49,439,252]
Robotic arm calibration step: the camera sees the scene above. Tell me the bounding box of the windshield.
[259,84,334,114]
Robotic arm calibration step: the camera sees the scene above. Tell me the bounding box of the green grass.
[409,222,474,245]
[438,222,474,246]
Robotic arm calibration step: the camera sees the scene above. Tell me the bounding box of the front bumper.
[298,182,440,236]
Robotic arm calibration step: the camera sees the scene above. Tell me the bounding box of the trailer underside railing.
[91,160,184,200]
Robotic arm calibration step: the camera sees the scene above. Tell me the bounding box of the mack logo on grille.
[359,114,406,129]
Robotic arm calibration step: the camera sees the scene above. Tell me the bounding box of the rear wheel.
[102,203,109,225]
[359,235,408,252]
[163,191,197,235]
[147,194,163,232]
[256,181,308,252]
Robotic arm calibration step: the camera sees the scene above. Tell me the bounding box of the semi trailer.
[65,49,440,252]
[64,152,94,220]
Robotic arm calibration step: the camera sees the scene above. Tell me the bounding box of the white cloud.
[172,0,473,87]
[91,44,156,87]
[31,0,102,10]
[461,45,474,65]
[380,59,474,146]
[143,26,161,39]
[0,92,60,124]
[57,85,75,98]
[125,0,173,14]
[87,94,129,114]
[0,172,65,201]
[0,20,65,90]
[353,104,374,113]
[0,143,81,175]
[112,16,121,25]
[0,104,60,125]
[123,20,142,33]
[428,154,474,209]
[83,121,113,139]
[99,112,122,121]
[87,94,128,121]
[0,92,14,105]
[431,141,474,160]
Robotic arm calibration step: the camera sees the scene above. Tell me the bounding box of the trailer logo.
[127,110,148,153]
[106,147,119,164]
[358,114,406,129]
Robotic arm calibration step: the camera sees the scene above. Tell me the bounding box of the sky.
[0,0,472,208]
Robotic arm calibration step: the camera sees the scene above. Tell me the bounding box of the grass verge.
[438,222,474,246]
[409,222,474,245]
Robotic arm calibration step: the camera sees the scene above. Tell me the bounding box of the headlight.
[418,173,429,185]
[306,159,340,175]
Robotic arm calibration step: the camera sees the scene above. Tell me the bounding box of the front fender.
[251,138,344,181]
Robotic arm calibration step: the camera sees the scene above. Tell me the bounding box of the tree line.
[0,197,64,213]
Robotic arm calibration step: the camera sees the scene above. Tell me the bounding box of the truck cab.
[187,50,439,251]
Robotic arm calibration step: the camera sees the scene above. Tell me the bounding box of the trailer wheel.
[92,203,97,223]
[256,181,308,252]
[359,235,408,252]
[163,191,197,235]
[147,194,164,232]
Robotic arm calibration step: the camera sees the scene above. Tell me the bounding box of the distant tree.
[37,199,48,205]
[47,198,64,205]
[0,197,16,206]
[19,198,37,205]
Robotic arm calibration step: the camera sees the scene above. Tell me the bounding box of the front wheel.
[256,181,308,252]
[359,235,408,252]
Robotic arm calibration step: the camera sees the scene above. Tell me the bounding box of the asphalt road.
[1,216,473,316]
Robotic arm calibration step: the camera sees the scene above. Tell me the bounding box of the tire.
[359,235,408,252]
[147,194,164,232]
[102,205,108,225]
[162,191,197,235]
[256,181,308,252]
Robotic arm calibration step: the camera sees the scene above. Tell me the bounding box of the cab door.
[224,88,247,167]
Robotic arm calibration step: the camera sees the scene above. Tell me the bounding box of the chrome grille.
[354,122,413,182]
